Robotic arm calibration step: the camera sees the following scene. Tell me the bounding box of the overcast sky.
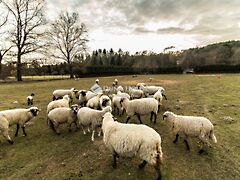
[47,0,240,53]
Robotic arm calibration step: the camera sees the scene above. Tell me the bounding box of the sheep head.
[29,107,40,116]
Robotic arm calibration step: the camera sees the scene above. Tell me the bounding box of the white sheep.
[77,106,112,141]
[140,85,166,97]
[0,107,40,144]
[117,90,130,99]
[47,105,79,135]
[136,82,146,89]
[52,87,77,101]
[26,93,35,105]
[99,95,111,109]
[129,87,144,99]
[111,94,124,116]
[86,93,103,109]
[102,112,163,180]
[78,90,97,107]
[153,89,167,112]
[163,111,217,154]
[116,85,124,92]
[120,97,158,124]
[47,95,70,113]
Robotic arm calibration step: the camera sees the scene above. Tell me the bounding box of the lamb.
[77,106,112,141]
[99,95,111,109]
[0,107,40,144]
[52,87,77,101]
[47,105,79,135]
[129,87,144,99]
[120,98,158,124]
[47,95,70,113]
[102,112,163,180]
[26,93,35,105]
[163,111,217,154]
[86,93,103,109]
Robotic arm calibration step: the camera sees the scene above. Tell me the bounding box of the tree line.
[0,0,239,81]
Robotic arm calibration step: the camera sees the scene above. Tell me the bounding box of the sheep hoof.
[56,133,61,136]
[198,149,204,154]
[8,140,14,144]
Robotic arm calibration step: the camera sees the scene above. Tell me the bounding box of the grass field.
[0,74,239,180]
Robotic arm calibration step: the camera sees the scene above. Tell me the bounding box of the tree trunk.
[17,54,22,81]
[69,63,74,79]
[0,60,2,79]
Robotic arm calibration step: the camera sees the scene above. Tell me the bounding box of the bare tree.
[2,0,46,81]
[48,11,88,78]
[0,3,11,79]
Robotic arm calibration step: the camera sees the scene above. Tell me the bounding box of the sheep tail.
[48,118,57,133]
[209,130,217,143]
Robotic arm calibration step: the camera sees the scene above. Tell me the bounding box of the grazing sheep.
[120,98,158,124]
[47,95,70,113]
[77,106,112,141]
[129,87,144,99]
[99,95,111,109]
[26,93,35,105]
[52,87,77,102]
[140,85,166,97]
[163,111,217,154]
[0,107,40,144]
[47,105,79,135]
[86,93,103,109]
[102,112,163,180]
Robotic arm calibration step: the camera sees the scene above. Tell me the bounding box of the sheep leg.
[139,160,147,169]
[150,112,154,122]
[173,134,179,143]
[68,123,72,132]
[155,156,162,180]
[81,126,86,135]
[3,130,14,144]
[22,127,27,136]
[184,139,190,150]
[136,114,143,124]
[112,151,118,168]
[126,116,131,123]
[154,113,157,124]
[91,130,95,141]
[15,124,20,137]
[98,129,101,137]
[157,105,160,113]
[74,121,79,130]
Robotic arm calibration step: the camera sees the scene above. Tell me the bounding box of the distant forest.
[1,40,240,79]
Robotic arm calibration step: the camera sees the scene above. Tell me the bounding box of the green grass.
[0,74,239,180]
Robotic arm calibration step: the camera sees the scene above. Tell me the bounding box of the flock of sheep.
[0,78,217,180]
